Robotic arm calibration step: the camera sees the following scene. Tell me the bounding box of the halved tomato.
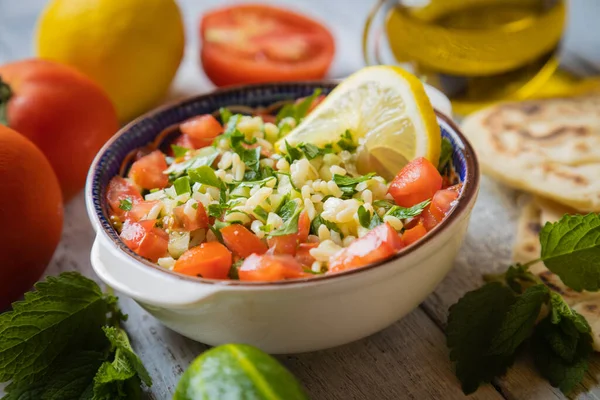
[221,224,268,258]
[173,203,209,231]
[174,242,232,279]
[387,157,442,208]
[329,223,404,273]
[106,176,143,217]
[128,150,169,190]
[200,4,335,86]
[120,220,168,262]
[238,253,305,281]
[180,115,223,148]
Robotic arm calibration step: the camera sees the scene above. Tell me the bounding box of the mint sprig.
[447,214,600,395]
[0,272,151,399]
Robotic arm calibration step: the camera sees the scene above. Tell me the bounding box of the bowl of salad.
[86,67,479,353]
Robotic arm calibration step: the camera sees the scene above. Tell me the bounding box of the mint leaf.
[446,282,517,394]
[188,166,222,188]
[0,272,114,383]
[385,200,430,220]
[357,205,371,228]
[549,292,590,333]
[271,207,301,237]
[119,198,133,212]
[438,137,453,172]
[503,264,540,294]
[531,316,593,394]
[489,284,549,355]
[333,173,375,187]
[102,327,151,387]
[540,213,600,291]
[173,176,191,196]
[171,144,190,158]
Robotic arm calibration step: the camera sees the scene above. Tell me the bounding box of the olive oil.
[384,0,567,114]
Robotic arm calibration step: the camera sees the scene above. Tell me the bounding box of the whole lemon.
[36,0,185,122]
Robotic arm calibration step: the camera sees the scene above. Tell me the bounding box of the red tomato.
[239,254,304,281]
[172,134,196,150]
[128,150,169,190]
[267,211,311,255]
[429,185,461,221]
[388,157,443,207]
[174,242,232,279]
[180,115,223,148]
[402,223,427,246]
[200,5,335,86]
[329,223,403,273]
[106,176,143,217]
[221,224,268,258]
[127,200,159,222]
[296,242,318,267]
[173,203,209,231]
[420,206,440,231]
[120,220,168,262]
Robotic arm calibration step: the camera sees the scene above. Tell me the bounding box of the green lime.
[173,344,309,400]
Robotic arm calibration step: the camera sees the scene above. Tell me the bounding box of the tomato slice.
[180,115,223,148]
[128,150,169,190]
[296,242,318,267]
[221,224,268,258]
[173,203,209,231]
[120,220,168,262]
[200,5,335,86]
[267,211,310,256]
[106,176,143,217]
[238,253,304,281]
[402,223,427,246]
[388,157,443,208]
[329,223,404,273]
[174,242,232,279]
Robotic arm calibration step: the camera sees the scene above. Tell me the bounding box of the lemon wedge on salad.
[278,66,441,180]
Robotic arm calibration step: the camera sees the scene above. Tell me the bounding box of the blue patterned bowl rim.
[86,81,480,286]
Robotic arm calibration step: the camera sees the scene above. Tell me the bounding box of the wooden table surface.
[3,1,600,399]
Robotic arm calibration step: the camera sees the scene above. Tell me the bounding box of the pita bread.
[462,95,600,212]
[514,197,600,350]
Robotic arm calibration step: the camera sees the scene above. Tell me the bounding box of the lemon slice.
[278,66,441,180]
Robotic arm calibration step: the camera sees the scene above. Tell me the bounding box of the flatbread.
[462,95,600,212]
[514,197,600,350]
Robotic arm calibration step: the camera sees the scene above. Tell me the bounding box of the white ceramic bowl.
[86,82,479,354]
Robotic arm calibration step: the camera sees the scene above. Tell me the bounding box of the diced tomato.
[221,224,268,258]
[402,223,427,246]
[387,157,442,207]
[200,4,335,87]
[420,206,440,231]
[180,115,223,148]
[267,211,311,256]
[128,150,169,190]
[173,203,209,231]
[173,242,232,279]
[429,185,461,221]
[329,223,404,273]
[238,253,304,281]
[126,200,160,222]
[120,220,168,262]
[172,134,196,150]
[106,176,143,217]
[296,242,318,267]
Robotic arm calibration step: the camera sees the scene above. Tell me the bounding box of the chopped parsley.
[119,198,133,211]
[171,144,190,158]
[337,130,357,151]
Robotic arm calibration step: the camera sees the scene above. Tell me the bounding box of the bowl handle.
[91,235,225,308]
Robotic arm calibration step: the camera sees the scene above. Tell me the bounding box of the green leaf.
[277,200,298,221]
[372,199,395,211]
[284,141,303,163]
[207,204,228,218]
[0,272,114,383]
[253,206,269,223]
[223,114,241,136]
[171,144,190,158]
[173,176,191,196]
[276,104,296,124]
[540,213,600,291]
[333,173,376,187]
[118,198,133,212]
[385,200,430,220]
[339,185,356,199]
[270,207,301,237]
[233,176,277,189]
[294,89,322,121]
[531,316,593,394]
[488,284,549,355]
[446,282,518,395]
[336,130,357,152]
[2,350,104,400]
[357,205,371,228]
[503,264,540,294]
[165,147,219,178]
[219,107,233,124]
[369,212,383,229]
[102,327,151,387]
[438,137,453,171]
[188,166,222,188]
[310,214,340,236]
[297,143,321,160]
[549,292,590,333]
